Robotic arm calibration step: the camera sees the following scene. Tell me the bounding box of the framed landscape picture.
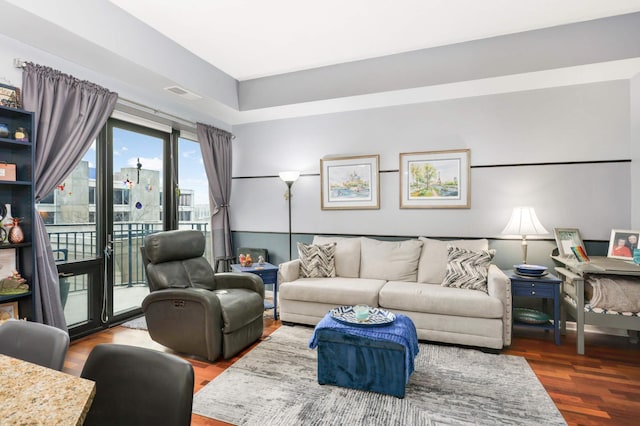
[607,229,639,260]
[399,149,470,209]
[553,228,586,259]
[320,154,380,210]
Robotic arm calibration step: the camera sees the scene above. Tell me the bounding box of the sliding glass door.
[109,121,168,316]
[39,118,172,337]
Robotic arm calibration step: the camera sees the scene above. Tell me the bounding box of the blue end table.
[508,269,562,345]
[230,262,279,319]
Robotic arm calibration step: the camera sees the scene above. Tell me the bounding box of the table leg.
[553,286,561,345]
[273,280,278,320]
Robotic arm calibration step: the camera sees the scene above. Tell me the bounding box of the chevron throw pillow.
[297,242,337,278]
[442,246,496,293]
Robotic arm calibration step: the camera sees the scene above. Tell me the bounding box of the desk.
[552,255,640,355]
[0,354,95,425]
[231,262,279,319]
[507,270,562,345]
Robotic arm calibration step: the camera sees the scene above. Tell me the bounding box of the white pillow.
[417,237,489,284]
[313,236,361,278]
[359,237,423,281]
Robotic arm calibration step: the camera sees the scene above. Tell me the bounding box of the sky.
[82,127,210,205]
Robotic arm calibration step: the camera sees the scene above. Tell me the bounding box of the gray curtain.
[22,63,118,330]
[197,123,233,262]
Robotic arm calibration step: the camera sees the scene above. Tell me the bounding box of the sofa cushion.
[379,281,503,318]
[297,242,336,278]
[442,246,495,293]
[279,277,387,307]
[417,237,489,284]
[313,236,361,278]
[360,238,423,282]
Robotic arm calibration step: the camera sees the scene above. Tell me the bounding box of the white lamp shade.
[279,171,300,183]
[501,206,549,237]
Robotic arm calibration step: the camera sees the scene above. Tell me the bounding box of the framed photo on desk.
[553,228,585,259]
[607,229,640,260]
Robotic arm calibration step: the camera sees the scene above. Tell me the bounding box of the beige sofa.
[278,236,512,350]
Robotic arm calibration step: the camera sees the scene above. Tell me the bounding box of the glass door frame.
[105,119,174,325]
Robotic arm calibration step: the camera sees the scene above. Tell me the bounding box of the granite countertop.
[0,354,95,425]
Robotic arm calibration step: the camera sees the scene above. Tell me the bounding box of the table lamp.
[501,206,548,264]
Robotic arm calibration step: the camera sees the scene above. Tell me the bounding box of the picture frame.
[607,229,640,260]
[399,149,470,209]
[0,248,16,279]
[320,154,380,210]
[553,228,586,259]
[0,83,22,109]
[0,301,19,321]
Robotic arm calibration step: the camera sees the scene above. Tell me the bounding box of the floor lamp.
[279,171,300,260]
[501,206,549,264]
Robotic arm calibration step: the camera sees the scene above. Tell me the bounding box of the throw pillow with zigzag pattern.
[297,242,337,278]
[442,246,496,293]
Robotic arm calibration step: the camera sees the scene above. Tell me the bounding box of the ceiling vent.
[164,85,202,100]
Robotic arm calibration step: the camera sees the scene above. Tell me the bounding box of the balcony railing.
[47,222,210,293]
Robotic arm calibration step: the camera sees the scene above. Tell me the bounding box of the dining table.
[0,353,95,425]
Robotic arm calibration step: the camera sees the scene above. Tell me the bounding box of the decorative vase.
[0,123,9,138]
[8,217,24,244]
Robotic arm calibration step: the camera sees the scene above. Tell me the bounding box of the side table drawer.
[512,283,554,297]
[251,269,277,285]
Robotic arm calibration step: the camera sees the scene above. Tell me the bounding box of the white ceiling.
[109,0,640,81]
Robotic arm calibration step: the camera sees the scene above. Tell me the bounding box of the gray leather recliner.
[141,230,264,361]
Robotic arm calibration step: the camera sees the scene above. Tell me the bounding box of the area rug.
[120,316,147,330]
[192,325,566,425]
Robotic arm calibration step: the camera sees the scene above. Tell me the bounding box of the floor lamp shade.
[279,171,300,184]
[501,206,549,264]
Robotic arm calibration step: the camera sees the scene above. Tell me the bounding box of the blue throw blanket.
[309,312,419,384]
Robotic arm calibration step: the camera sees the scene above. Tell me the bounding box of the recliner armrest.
[278,259,301,283]
[214,272,265,299]
[487,264,512,346]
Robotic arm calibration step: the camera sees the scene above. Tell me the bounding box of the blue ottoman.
[309,312,419,399]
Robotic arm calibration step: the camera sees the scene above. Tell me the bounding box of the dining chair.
[0,320,69,371]
[81,343,194,426]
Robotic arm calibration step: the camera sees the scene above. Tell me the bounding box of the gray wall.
[230,80,632,270]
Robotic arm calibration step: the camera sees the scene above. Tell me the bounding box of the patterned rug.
[193,325,566,425]
[120,316,147,330]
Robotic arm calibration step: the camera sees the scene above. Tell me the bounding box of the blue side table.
[231,262,279,319]
[508,269,562,345]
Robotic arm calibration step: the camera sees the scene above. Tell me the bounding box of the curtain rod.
[14,57,234,139]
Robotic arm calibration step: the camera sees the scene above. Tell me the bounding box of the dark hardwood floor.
[64,320,640,426]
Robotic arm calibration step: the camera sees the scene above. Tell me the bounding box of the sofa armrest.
[487,265,512,346]
[278,259,301,283]
[215,272,265,299]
